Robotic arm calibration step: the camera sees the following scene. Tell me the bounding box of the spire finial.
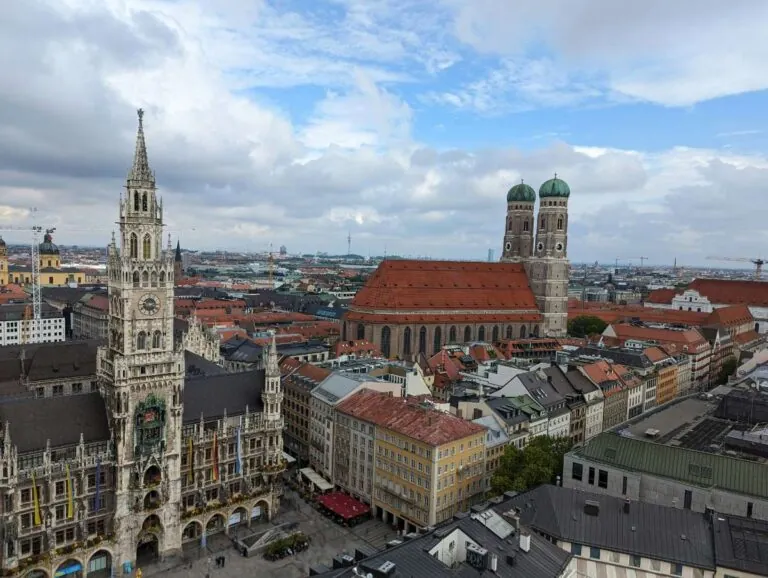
[128,108,154,185]
[554,172,558,180]
[521,178,524,184]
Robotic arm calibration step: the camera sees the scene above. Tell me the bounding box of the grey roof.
[547,365,597,396]
[24,340,98,382]
[517,371,568,414]
[0,303,61,321]
[497,485,715,570]
[183,370,265,423]
[473,416,510,449]
[221,337,262,363]
[572,346,653,369]
[276,341,328,356]
[185,351,226,377]
[713,515,768,576]
[0,392,110,453]
[311,373,375,405]
[315,506,570,578]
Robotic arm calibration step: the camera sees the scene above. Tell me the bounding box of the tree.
[567,315,608,338]
[717,357,738,384]
[490,436,573,495]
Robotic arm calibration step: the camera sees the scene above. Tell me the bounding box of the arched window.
[492,325,499,342]
[557,217,564,230]
[342,322,347,341]
[381,326,391,358]
[540,217,546,229]
[403,327,411,356]
[141,271,149,287]
[520,325,527,339]
[357,324,365,340]
[129,233,138,259]
[134,191,140,211]
[433,327,442,355]
[151,271,157,287]
[137,331,146,350]
[533,325,540,337]
[418,326,427,355]
[142,193,148,211]
[152,331,161,349]
[449,326,457,343]
[478,326,486,342]
[143,235,151,259]
[132,271,140,288]
[159,271,166,286]
[506,325,513,339]
[464,326,472,343]
[523,220,529,232]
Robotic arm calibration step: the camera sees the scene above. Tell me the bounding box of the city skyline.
[1,1,767,264]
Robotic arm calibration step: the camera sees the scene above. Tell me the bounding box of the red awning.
[316,492,371,520]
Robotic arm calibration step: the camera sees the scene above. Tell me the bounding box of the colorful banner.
[187,437,194,484]
[212,432,219,482]
[66,464,74,519]
[31,472,42,526]
[236,419,243,475]
[95,458,101,512]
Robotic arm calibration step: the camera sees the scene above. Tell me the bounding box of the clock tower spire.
[98,109,185,566]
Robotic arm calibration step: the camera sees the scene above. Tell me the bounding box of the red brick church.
[344,177,572,359]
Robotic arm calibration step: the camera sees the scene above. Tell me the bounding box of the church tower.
[97,109,185,567]
[0,237,7,285]
[262,333,283,422]
[500,181,536,262]
[174,240,183,282]
[526,176,570,337]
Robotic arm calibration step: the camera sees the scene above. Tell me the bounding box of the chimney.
[623,499,630,514]
[519,530,531,553]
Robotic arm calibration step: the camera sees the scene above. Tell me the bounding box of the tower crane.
[0,216,47,344]
[267,242,275,287]
[707,256,764,279]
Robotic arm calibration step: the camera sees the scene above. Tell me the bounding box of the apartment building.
[336,389,486,532]
[472,415,510,494]
[580,361,630,431]
[0,303,65,346]
[644,346,678,405]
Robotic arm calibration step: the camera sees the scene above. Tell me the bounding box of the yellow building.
[645,346,679,406]
[4,230,86,286]
[336,390,486,533]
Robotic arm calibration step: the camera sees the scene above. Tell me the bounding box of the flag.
[212,432,219,482]
[187,437,194,484]
[235,419,243,475]
[66,464,74,519]
[31,472,42,526]
[95,458,102,512]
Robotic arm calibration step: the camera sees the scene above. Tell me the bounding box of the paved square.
[143,490,398,577]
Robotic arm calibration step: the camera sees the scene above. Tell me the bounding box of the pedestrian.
[221,555,226,567]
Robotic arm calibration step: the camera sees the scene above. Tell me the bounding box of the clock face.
[537,242,544,252]
[505,242,512,251]
[555,242,564,252]
[139,294,160,316]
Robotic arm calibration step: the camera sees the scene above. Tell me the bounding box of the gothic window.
[142,193,148,211]
[152,331,161,349]
[132,271,140,288]
[478,326,486,342]
[137,331,146,350]
[129,233,138,259]
[464,326,472,343]
[418,326,427,355]
[492,325,499,342]
[357,324,365,340]
[508,219,512,231]
[449,326,457,343]
[151,271,158,287]
[381,326,391,358]
[143,235,151,259]
[159,271,166,286]
[506,325,513,339]
[520,325,527,339]
[557,217,564,230]
[433,327,442,355]
[540,217,546,229]
[134,191,140,211]
[523,219,529,232]
[403,327,411,356]
[141,271,149,287]
[533,325,540,337]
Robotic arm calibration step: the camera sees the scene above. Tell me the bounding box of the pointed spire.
[175,240,182,262]
[128,108,155,185]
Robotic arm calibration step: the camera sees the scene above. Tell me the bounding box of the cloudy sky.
[1,0,767,265]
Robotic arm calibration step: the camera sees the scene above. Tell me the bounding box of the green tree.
[717,357,738,384]
[567,315,608,338]
[490,436,573,495]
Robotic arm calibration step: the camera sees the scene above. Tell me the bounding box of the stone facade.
[181,316,220,365]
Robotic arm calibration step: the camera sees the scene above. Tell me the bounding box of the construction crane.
[707,256,764,279]
[0,215,46,344]
[267,242,275,287]
[617,256,649,267]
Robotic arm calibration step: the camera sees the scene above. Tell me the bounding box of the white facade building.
[0,305,65,345]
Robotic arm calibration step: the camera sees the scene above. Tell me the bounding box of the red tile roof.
[336,389,484,446]
[643,346,669,363]
[734,330,761,346]
[568,303,709,326]
[333,339,382,358]
[646,288,677,304]
[706,304,754,327]
[689,279,768,307]
[608,323,709,351]
[350,260,538,313]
